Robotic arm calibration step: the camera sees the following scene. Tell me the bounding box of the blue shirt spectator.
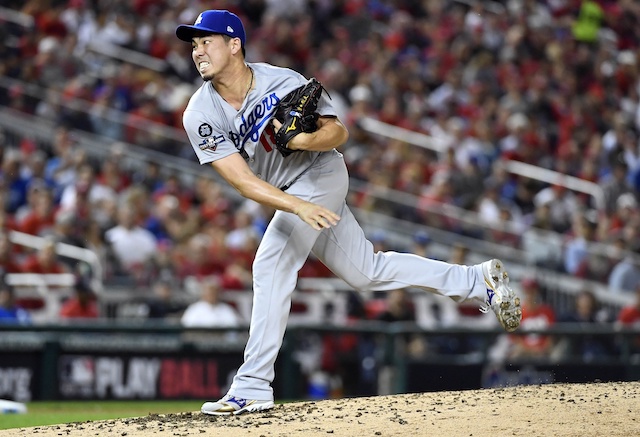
[608,250,640,293]
[2,150,30,214]
[0,281,31,325]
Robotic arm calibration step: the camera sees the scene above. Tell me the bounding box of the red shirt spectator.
[0,232,23,274]
[618,304,640,326]
[617,286,640,350]
[60,282,99,319]
[124,98,169,146]
[21,240,69,274]
[508,278,556,358]
[97,157,131,193]
[174,234,228,280]
[18,190,57,237]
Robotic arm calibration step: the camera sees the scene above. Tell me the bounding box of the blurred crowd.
[1,0,640,331]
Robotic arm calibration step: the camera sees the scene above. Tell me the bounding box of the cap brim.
[176,25,213,42]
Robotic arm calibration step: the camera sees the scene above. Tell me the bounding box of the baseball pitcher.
[176,9,522,415]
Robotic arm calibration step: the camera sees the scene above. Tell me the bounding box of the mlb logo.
[199,135,223,151]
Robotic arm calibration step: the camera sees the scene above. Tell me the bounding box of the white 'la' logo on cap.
[227,25,234,33]
[195,13,203,25]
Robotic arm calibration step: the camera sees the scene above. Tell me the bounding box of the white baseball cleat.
[479,259,522,332]
[201,395,275,416]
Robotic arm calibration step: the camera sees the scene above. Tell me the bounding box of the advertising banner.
[57,353,243,400]
[0,352,40,402]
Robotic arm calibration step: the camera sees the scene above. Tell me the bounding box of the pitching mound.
[3,381,639,437]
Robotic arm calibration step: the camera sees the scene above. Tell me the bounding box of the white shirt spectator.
[59,181,117,212]
[181,300,241,328]
[105,207,157,270]
[181,279,241,328]
[225,210,260,251]
[58,163,117,214]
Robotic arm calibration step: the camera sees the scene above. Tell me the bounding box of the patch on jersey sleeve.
[198,135,224,151]
[198,123,213,137]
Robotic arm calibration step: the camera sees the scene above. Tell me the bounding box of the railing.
[0,75,189,148]
[349,178,525,251]
[86,41,168,72]
[4,273,77,323]
[2,5,166,71]
[499,159,606,211]
[0,105,223,188]
[5,231,104,323]
[8,231,103,288]
[0,6,34,28]
[358,116,607,211]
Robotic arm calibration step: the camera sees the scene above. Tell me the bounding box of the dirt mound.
[4,381,639,437]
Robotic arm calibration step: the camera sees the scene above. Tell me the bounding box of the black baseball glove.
[273,78,325,157]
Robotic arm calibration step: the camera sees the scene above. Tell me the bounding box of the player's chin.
[200,72,214,82]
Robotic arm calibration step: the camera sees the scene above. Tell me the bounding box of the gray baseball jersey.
[182,62,492,402]
[183,62,337,190]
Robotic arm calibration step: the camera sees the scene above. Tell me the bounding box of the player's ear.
[231,37,243,56]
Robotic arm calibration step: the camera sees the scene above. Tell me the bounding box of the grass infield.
[0,400,201,430]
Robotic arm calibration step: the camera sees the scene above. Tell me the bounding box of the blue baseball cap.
[176,10,246,47]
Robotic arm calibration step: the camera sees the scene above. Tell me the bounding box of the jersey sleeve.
[183,109,238,165]
[316,86,338,119]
